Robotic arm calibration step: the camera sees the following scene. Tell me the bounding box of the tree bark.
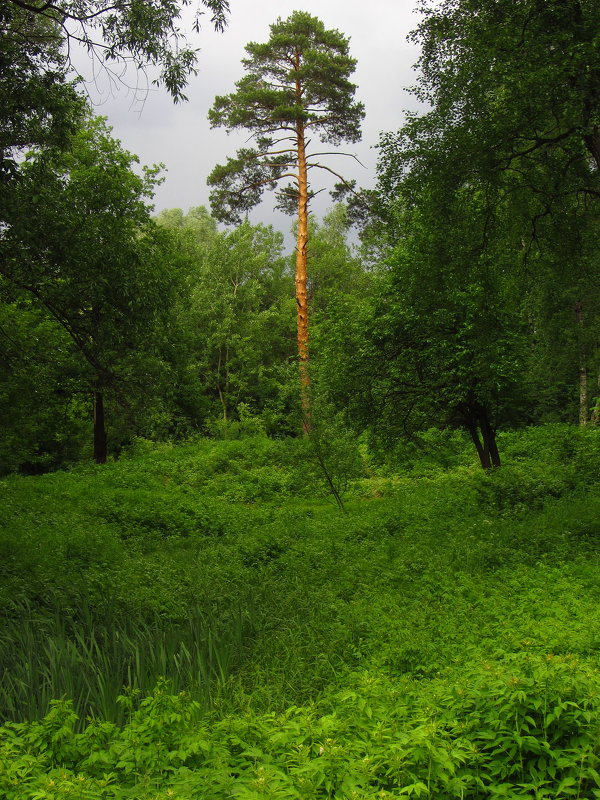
[579,364,589,426]
[462,401,500,469]
[591,370,600,425]
[478,405,501,468]
[295,66,310,432]
[584,127,600,171]
[93,390,107,464]
[216,347,227,421]
[575,301,588,426]
[464,413,491,469]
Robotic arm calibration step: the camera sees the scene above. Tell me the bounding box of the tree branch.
[226,173,299,195]
[306,163,357,189]
[308,151,366,168]
[9,0,124,23]
[496,127,579,168]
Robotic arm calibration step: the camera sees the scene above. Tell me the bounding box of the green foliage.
[373,0,600,440]
[3,2,600,794]
[329,183,529,469]
[301,399,366,511]
[3,0,230,105]
[154,209,301,437]
[470,425,600,514]
[0,603,249,726]
[2,651,600,799]
[0,3,85,186]
[155,205,218,245]
[305,204,368,316]
[0,115,192,466]
[207,11,364,223]
[187,221,296,429]
[2,427,600,798]
[0,301,89,475]
[403,0,600,191]
[473,462,576,515]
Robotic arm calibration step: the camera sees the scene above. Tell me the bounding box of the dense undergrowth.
[1,424,600,798]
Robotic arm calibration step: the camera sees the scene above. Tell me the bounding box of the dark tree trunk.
[465,413,491,469]
[592,370,600,425]
[584,127,600,171]
[93,390,107,464]
[461,401,500,470]
[575,301,589,426]
[478,405,501,468]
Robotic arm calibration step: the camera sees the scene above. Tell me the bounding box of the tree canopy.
[344,0,600,466]
[0,4,84,187]
[207,11,363,222]
[3,1,600,474]
[1,115,186,462]
[379,0,600,202]
[4,0,230,101]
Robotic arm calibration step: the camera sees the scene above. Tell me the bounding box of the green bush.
[2,651,599,799]
[471,461,577,514]
[2,424,600,800]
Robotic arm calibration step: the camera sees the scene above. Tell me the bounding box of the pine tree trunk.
[93,390,107,464]
[295,98,310,431]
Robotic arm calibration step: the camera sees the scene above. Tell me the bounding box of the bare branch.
[10,0,125,23]
[254,148,297,159]
[306,163,358,188]
[308,151,366,168]
[248,125,297,138]
[304,115,339,129]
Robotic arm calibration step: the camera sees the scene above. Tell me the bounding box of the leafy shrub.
[207,403,268,440]
[498,423,598,466]
[444,651,600,797]
[3,422,600,800]
[471,461,577,514]
[203,464,295,502]
[368,426,476,475]
[2,651,600,799]
[93,489,224,543]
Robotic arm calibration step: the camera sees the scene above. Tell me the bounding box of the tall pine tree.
[207,12,364,423]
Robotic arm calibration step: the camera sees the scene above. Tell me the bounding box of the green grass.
[1,425,600,797]
[0,601,250,724]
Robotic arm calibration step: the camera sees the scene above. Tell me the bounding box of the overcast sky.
[77,1,424,231]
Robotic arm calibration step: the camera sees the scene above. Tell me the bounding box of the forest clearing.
[1,427,600,797]
[2,0,600,796]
